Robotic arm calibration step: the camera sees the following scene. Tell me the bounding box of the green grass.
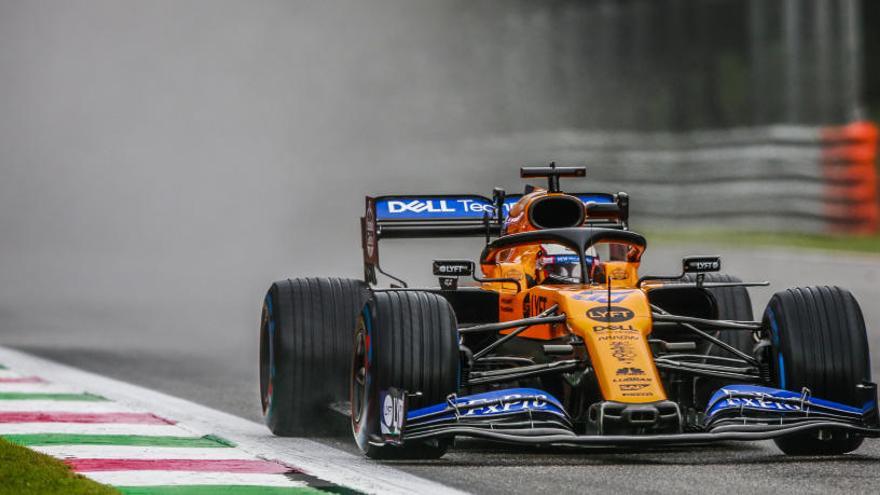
[0,437,118,495]
[4,433,235,448]
[645,230,880,255]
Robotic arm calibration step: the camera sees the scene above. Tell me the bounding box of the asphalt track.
[6,242,880,495]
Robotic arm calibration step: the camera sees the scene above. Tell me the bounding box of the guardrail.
[461,122,879,234]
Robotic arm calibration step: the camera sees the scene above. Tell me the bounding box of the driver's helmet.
[536,244,599,283]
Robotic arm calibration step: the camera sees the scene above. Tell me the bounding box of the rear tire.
[687,274,755,407]
[683,273,754,354]
[260,277,369,436]
[763,286,871,455]
[351,291,459,459]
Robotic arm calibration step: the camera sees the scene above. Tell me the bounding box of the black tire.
[260,277,369,436]
[685,274,755,407]
[683,273,754,354]
[351,291,459,459]
[763,286,871,455]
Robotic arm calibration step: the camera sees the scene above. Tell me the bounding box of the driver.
[536,244,601,284]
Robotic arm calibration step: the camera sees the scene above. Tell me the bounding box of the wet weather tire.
[684,273,754,354]
[260,277,369,436]
[351,291,459,459]
[763,286,871,455]
[687,274,755,407]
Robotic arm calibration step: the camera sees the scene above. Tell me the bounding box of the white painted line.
[84,471,310,487]
[0,401,139,413]
[0,347,467,495]
[34,445,256,460]
[0,423,188,436]
[0,383,83,393]
[0,370,24,379]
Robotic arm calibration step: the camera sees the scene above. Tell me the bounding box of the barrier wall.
[454,122,879,234]
[821,122,879,233]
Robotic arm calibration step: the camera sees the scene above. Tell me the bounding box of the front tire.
[260,277,369,436]
[763,286,871,455]
[351,291,459,459]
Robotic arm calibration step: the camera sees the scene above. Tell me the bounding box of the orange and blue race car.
[259,164,879,458]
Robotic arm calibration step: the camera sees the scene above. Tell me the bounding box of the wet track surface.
[7,242,880,494]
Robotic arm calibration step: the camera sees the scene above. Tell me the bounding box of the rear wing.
[361,192,629,284]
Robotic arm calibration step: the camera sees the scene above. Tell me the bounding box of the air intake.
[528,195,585,229]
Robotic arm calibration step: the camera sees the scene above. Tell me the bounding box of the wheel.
[260,277,369,436]
[763,286,871,455]
[351,290,459,459]
[683,273,754,354]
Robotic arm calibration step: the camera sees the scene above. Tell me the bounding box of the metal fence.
[556,122,879,233]
[417,123,878,234]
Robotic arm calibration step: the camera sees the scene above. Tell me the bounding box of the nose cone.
[562,289,667,404]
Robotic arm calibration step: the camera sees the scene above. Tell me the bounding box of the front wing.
[375,385,880,448]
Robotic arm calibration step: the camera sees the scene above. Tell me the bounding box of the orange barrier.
[821,121,879,234]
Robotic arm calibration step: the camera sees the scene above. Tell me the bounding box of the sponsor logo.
[381,198,513,217]
[587,306,634,322]
[456,199,499,214]
[523,294,548,318]
[433,260,473,276]
[715,389,801,412]
[719,397,801,411]
[616,367,645,376]
[437,265,469,274]
[614,376,650,383]
[462,394,550,417]
[597,333,640,342]
[364,200,377,262]
[622,391,653,397]
[382,394,395,427]
[620,383,650,392]
[503,269,523,280]
[692,261,719,271]
[610,341,637,363]
[610,268,628,280]
[540,254,581,265]
[379,389,405,437]
[573,290,634,303]
[683,256,722,273]
[387,200,456,214]
[593,324,638,332]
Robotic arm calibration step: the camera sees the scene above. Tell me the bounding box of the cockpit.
[480,229,646,290]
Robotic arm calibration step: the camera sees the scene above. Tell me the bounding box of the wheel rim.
[352,316,368,425]
[259,294,275,415]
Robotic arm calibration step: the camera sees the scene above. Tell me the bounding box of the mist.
[0,1,608,358]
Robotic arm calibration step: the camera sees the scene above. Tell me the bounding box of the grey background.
[1,2,879,494]
[0,0,525,358]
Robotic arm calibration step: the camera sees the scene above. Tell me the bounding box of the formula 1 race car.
[259,165,879,458]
